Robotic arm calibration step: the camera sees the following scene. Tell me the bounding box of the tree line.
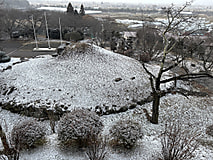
[67,2,85,16]
[0,3,101,41]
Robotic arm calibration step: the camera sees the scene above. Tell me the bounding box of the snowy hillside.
[0,44,152,116]
[0,43,212,160]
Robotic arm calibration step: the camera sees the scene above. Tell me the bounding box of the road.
[0,39,59,58]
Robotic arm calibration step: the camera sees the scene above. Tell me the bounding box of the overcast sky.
[28,0,213,6]
[77,0,213,5]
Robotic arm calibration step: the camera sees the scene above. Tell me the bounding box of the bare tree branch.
[141,0,211,124]
[162,59,183,73]
[160,72,212,84]
[142,63,156,79]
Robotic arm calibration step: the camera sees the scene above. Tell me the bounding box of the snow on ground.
[0,45,182,113]
[0,44,213,159]
[0,57,21,72]
[0,45,152,111]
[0,94,212,159]
[116,17,213,31]
[115,19,144,25]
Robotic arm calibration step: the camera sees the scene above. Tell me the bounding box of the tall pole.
[44,12,51,49]
[59,17,62,45]
[32,15,38,49]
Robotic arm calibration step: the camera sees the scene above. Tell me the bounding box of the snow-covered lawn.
[0,94,212,160]
[0,44,212,159]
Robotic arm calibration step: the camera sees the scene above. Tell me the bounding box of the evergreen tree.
[67,2,74,14]
[74,9,78,15]
[79,4,85,16]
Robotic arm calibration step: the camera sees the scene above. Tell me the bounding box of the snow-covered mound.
[0,44,151,115]
[1,44,212,160]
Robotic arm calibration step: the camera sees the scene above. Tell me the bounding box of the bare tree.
[199,34,213,72]
[25,9,44,37]
[1,8,26,38]
[142,1,213,124]
[160,121,200,160]
[137,25,163,61]
[0,123,19,160]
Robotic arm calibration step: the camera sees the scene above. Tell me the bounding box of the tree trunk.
[0,124,19,160]
[151,92,160,124]
[0,124,10,153]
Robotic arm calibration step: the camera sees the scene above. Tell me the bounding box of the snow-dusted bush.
[11,119,46,150]
[206,125,213,137]
[58,109,103,147]
[109,119,143,149]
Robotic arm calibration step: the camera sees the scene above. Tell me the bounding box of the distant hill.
[2,0,30,9]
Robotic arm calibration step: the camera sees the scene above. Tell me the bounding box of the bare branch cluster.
[160,120,200,160]
[141,1,212,124]
[85,136,107,160]
[1,119,45,160]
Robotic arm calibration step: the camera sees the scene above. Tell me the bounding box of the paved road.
[0,39,59,58]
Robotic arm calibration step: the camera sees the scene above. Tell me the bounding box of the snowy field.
[115,18,213,31]
[0,44,213,159]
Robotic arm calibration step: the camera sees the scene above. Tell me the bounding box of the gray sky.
[28,0,213,6]
[79,0,213,5]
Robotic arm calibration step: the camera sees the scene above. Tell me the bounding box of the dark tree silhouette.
[67,2,74,14]
[74,9,78,15]
[79,4,85,16]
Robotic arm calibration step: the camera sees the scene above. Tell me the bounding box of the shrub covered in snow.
[11,119,46,150]
[206,125,213,137]
[58,109,103,147]
[109,119,143,149]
